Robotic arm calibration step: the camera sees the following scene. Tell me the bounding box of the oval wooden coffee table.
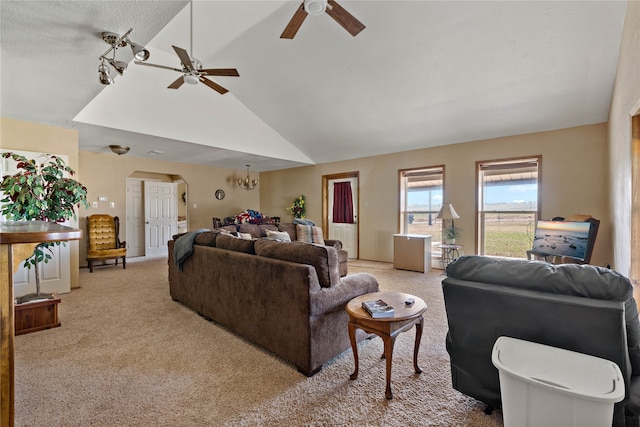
[346,291,427,399]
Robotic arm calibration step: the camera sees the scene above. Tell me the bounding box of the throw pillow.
[265,230,292,242]
[311,226,325,245]
[296,224,326,245]
[296,224,313,243]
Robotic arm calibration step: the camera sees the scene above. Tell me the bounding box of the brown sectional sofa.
[216,222,349,276]
[167,230,379,376]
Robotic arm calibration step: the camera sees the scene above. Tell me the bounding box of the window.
[476,157,541,258]
[399,166,444,241]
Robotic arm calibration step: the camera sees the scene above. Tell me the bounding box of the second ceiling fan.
[281,0,366,39]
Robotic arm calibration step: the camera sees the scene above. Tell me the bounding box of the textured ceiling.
[0,1,628,172]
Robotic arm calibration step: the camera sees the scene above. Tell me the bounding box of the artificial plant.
[0,152,89,302]
[443,224,462,244]
[286,194,306,219]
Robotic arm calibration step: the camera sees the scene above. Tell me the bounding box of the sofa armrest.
[310,272,379,316]
[324,239,342,250]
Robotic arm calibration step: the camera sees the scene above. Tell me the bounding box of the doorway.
[126,174,184,258]
[322,172,359,259]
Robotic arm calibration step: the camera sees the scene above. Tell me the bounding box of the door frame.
[322,171,359,259]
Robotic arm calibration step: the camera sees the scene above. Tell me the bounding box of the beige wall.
[609,0,640,280]
[0,117,261,270]
[261,123,611,267]
[0,117,82,287]
[78,151,260,267]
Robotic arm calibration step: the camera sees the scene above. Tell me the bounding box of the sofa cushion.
[259,224,278,235]
[194,231,219,247]
[215,233,256,254]
[220,225,237,234]
[278,223,297,240]
[265,230,292,242]
[446,255,640,376]
[239,223,263,238]
[255,239,340,288]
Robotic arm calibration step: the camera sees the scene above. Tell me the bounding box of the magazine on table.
[361,299,394,318]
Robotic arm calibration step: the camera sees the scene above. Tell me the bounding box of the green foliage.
[287,194,306,219]
[443,224,462,241]
[0,152,89,272]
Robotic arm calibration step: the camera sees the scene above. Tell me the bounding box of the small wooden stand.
[14,296,61,335]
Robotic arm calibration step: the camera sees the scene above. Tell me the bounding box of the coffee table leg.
[348,321,359,380]
[384,335,396,399]
[413,316,424,374]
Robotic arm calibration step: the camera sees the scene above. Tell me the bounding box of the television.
[531,220,595,262]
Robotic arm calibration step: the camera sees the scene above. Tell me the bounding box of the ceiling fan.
[135,46,239,94]
[281,0,365,39]
[134,2,239,94]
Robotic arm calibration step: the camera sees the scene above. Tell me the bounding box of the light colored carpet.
[15,259,504,426]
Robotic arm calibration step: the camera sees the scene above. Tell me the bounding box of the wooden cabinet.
[393,234,432,273]
[14,296,61,335]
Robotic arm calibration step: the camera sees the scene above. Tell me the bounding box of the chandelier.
[238,165,258,191]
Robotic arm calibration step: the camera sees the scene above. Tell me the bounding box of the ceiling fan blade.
[172,45,195,73]
[200,68,240,77]
[326,0,365,37]
[168,76,185,89]
[134,61,182,73]
[280,3,308,39]
[199,76,228,94]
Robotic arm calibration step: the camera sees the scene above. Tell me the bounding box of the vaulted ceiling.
[0,1,627,171]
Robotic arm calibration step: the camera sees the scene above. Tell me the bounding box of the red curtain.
[333,182,354,223]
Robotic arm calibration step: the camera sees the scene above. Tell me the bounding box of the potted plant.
[287,194,306,219]
[0,152,89,303]
[443,224,462,244]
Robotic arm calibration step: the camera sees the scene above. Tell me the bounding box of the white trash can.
[491,336,625,427]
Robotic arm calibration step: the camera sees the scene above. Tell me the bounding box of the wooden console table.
[0,221,81,427]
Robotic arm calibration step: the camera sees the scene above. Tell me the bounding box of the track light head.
[98,63,113,85]
[128,41,150,61]
[106,58,128,75]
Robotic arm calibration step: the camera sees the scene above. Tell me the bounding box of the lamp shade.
[436,203,460,220]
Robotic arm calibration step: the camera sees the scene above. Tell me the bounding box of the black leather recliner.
[442,255,640,427]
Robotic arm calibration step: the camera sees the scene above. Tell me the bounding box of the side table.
[439,244,462,270]
[346,291,427,399]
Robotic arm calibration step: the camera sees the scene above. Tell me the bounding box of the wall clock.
[215,189,225,200]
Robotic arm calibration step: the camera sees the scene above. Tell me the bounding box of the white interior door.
[144,181,177,258]
[126,178,145,257]
[328,177,358,259]
[0,149,72,296]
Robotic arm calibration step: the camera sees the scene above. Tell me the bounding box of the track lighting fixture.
[98,28,149,85]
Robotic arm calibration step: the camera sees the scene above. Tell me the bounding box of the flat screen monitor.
[531,220,592,261]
